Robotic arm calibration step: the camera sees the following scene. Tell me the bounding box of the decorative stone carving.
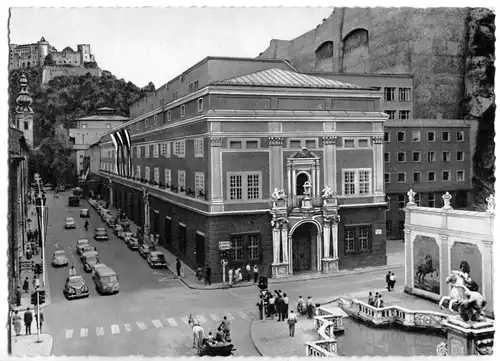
[209,137,224,147]
[407,189,416,207]
[442,192,453,210]
[268,136,284,146]
[436,341,448,356]
[324,214,340,224]
[322,185,335,200]
[372,136,384,144]
[271,188,286,201]
[486,194,495,213]
[322,136,337,145]
[303,181,312,197]
[271,216,289,229]
[292,147,315,158]
[414,313,443,328]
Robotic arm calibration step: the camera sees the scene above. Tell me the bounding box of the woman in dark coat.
[23,277,30,293]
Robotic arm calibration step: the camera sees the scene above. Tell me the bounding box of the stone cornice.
[209,137,224,147]
[322,136,337,145]
[268,136,284,146]
[372,136,384,144]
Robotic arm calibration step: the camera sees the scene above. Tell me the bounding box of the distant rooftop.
[76,107,129,121]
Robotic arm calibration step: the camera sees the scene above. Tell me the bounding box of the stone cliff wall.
[41,66,102,84]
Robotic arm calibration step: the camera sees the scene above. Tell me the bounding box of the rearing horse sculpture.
[188,314,205,352]
[439,270,468,312]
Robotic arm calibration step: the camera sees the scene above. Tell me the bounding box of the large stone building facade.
[91,57,389,281]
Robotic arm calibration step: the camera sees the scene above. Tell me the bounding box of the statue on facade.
[322,185,335,200]
[271,216,289,228]
[407,189,416,206]
[442,192,453,210]
[486,194,495,213]
[271,188,286,201]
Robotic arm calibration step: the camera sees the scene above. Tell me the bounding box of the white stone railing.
[305,307,340,357]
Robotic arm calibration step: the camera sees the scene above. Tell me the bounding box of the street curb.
[175,263,405,290]
[11,332,54,357]
[249,317,263,356]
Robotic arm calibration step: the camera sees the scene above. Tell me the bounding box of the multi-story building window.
[397,152,406,163]
[457,170,465,181]
[457,151,464,161]
[359,227,370,250]
[173,140,185,157]
[344,226,371,253]
[385,110,396,119]
[457,131,465,142]
[398,172,406,183]
[194,138,204,157]
[384,87,396,101]
[288,138,317,149]
[384,173,391,184]
[442,170,450,181]
[167,110,171,121]
[178,170,186,193]
[398,195,405,209]
[172,91,178,101]
[384,152,390,163]
[442,151,451,162]
[153,143,159,158]
[399,87,411,101]
[144,145,150,158]
[358,138,369,147]
[399,110,411,119]
[428,171,436,182]
[342,169,371,196]
[344,228,355,252]
[154,167,160,183]
[427,131,435,142]
[413,172,421,183]
[153,115,158,126]
[164,169,171,186]
[160,142,170,157]
[180,105,186,118]
[442,131,450,142]
[227,172,262,201]
[414,193,421,206]
[189,80,199,93]
[428,151,436,163]
[195,172,205,196]
[231,235,244,260]
[145,166,150,181]
[412,131,421,142]
[397,131,405,142]
[428,193,436,207]
[197,98,203,112]
[136,165,141,179]
[412,151,421,162]
[343,139,355,148]
[248,234,260,260]
[384,131,390,142]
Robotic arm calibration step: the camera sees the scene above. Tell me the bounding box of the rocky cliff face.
[466,8,496,210]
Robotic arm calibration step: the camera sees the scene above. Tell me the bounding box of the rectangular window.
[457,151,464,161]
[442,151,451,162]
[399,110,411,119]
[397,152,406,163]
[172,91,178,101]
[246,140,258,149]
[195,172,205,196]
[442,131,450,142]
[154,167,159,183]
[167,110,171,121]
[144,166,150,181]
[289,140,301,149]
[164,169,171,187]
[384,152,390,163]
[344,228,355,252]
[144,145,150,158]
[178,223,186,253]
[180,105,185,118]
[428,151,436,163]
[358,139,369,148]
[385,110,396,119]
[343,171,355,195]
[428,193,435,207]
[457,131,465,142]
[412,151,421,162]
[399,87,411,101]
[247,174,260,199]
[342,169,371,196]
[457,170,465,181]
[359,171,370,194]
[413,172,421,183]
[173,140,185,157]
[384,131,390,142]
[359,227,370,250]
[229,174,242,200]
[305,139,317,149]
[412,131,421,142]
[153,144,159,158]
[23,122,29,130]
[398,195,405,209]
[398,172,406,183]
[153,115,158,125]
[384,87,396,101]
[384,173,391,184]
[197,98,203,112]
[227,172,262,201]
[344,139,355,148]
[178,170,186,192]
[229,140,242,149]
[161,142,171,157]
[442,170,450,181]
[427,131,435,142]
[414,194,420,206]
[397,131,405,142]
[194,138,204,157]
[248,234,260,260]
[231,235,244,261]
[428,171,436,182]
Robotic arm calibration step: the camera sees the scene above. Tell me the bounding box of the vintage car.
[80,208,90,218]
[139,244,152,258]
[126,237,139,250]
[147,251,167,268]
[93,266,120,295]
[82,251,101,273]
[94,228,109,241]
[63,276,90,300]
[65,217,76,229]
[113,224,123,236]
[52,250,69,267]
[79,244,98,260]
[105,216,116,227]
[76,239,90,255]
[121,231,133,241]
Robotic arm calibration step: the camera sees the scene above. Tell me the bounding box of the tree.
[44,54,55,66]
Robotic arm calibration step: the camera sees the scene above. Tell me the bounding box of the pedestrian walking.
[205,264,212,286]
[246,263,251,282]
[237,268,243,283]
[253,264,259,284]
[32,277,37,291]
[228,268,234,287]
[234,268,240,284]
[386,271,391,291]
[176,258,181,277]
[287,310,298,337]
[69,266,77,277]
[84,220,89,231]
[283,293,289,320]
[35,309,44,333]
[12,310,22,336]
[24,307,33,335]
[22,277,29,293]
[390,272,396,291]
[368,292,374,306]
[15,287,21,307]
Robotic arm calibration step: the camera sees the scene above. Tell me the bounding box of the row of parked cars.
[88,199,168,269]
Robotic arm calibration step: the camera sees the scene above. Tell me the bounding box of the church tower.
[15,74,34,148]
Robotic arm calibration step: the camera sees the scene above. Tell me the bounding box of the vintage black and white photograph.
[4,1,496,358]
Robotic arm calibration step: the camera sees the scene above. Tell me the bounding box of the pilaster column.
[312,166,317,198]
[272,228,280,264]
[210,137,224,210]
[322,136,337,194]
[323,223,331,258]
[404,229,412,287]
[292,169,297,198]
[331,224,338,259]
[482,240,493,307]
[281,227,289,263]
[287,162,292,204]
[268,137,284,191]
[372,136,384,196]
[288,235,293,274]
[439,234,450,297]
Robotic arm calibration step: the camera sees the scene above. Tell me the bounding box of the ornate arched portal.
[289,220,322,274]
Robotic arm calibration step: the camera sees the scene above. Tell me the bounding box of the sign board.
[218,241,232,250]
[375,229,383,235]
[221,259,228,266]
[20,261,33,271]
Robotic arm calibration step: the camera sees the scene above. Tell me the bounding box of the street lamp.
[34,175,47,288]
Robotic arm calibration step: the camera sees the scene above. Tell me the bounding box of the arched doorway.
[291,222,318,273]
[296,172,310,196]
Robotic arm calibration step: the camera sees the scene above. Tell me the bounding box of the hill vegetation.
[9,67,155,184]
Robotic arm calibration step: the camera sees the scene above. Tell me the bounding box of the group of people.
[203,316,232,347]
[11,306,44,337]
[385,271,396,291]
[227,263,259,287]
[368,292,385,308]
[297,296,316,318]
[257,289,290,321]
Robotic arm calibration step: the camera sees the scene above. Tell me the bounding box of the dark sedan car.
[63,276,90,300]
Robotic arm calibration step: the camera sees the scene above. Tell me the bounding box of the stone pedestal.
[301,197,313,209]
[441,316,495,356]
[321,258,339,273]
[271,263,289,279]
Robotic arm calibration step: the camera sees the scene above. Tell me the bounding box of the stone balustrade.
[305,306,341,356]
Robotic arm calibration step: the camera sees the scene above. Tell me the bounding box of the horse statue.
[459,260,479,292]
[438,270,469,312]
[454,285,488,323]
[416,254,438,283]
[188,314,205,352]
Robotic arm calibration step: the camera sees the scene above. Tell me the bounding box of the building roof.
[216,68,375,90]
[76,115,129,121]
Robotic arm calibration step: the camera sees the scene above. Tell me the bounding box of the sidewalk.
[11,334,53,357]
[250,287,453,357]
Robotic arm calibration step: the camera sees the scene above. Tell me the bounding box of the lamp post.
[34,174,47,288]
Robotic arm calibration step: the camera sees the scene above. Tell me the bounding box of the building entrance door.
[195,233,205,265]
[292,223,316,273]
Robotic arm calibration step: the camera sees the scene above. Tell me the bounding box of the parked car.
[105,216,116,227]
[82,251,101,273]
[63,276,90,300]
[121,231,133,242]
[94,228,109,241]
[80,208,90,218]
[92,263,108,274]
[79,245,98,260]
[65,217,76,229]
[127,237,139,250]
[76,239,90,255]
[113,224,123,236]
[147,251,167,268]
[93,266,120,295]
[52,250,69,267]
[139,244,152,258]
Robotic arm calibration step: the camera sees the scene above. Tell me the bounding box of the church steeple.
[16,74,34,114]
